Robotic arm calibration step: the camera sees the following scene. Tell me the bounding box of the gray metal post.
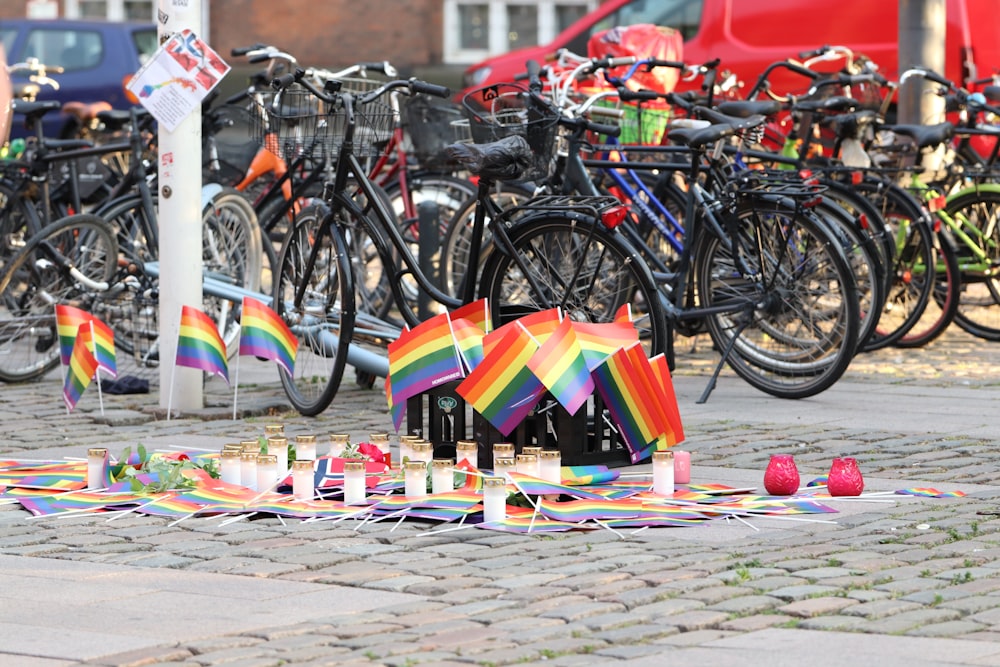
[898,0,947,125]
[417,200,440,321]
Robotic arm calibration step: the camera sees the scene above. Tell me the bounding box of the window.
[444,0,596,64]
[593,0,703,41]
[64,0,154,22]
[23,27,103,70]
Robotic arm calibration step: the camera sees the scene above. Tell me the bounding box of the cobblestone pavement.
[3,329,1000,666]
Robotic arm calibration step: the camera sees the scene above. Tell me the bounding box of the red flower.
[357,442,387,465]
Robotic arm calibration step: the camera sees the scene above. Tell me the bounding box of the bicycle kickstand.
[696,309,752,404]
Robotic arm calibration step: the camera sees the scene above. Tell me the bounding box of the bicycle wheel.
[0,214,118,383]
[272,205,356,416]
[478,214,668,359]
[895,230,961,348]
[943,189,1000,341]
[695,199,859,399]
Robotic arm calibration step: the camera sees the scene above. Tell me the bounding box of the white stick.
[232,340,241,420]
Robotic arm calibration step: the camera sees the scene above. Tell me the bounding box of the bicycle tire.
[943,189,1000,341]
[254,179,326,292]
[895,229,961,348]
[272,205,356,416]
[695,199,859,399]
[0,213,118,383]
[854,180,950,351]
[478,213,668,360]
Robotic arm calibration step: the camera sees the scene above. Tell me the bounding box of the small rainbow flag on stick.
[239,297,297,375]
[63,324,99,412]
[78,318,117,380]
[176,305,229,384]
[387,312,464,406]
[527,316,594,415]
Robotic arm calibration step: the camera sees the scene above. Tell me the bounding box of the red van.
[461,0,1000,97]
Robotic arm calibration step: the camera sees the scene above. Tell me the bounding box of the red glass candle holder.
[827,457,864,496]
[763,454,800,496]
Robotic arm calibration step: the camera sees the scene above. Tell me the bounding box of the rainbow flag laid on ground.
[527,316,594,415]
[239,297,297,375]
[63,324,99,411]
[54,304,93,367]
[387,312,464,406]
[176,305,229,384]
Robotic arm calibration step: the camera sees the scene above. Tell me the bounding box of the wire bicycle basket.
[250,86,395,162]
[462,82,560,181]
[404,94,471,169]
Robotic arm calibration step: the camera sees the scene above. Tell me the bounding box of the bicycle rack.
[142,261,390,378]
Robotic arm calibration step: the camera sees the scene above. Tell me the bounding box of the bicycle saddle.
[715,100,782,118]
[444,134,532,182]
[792,96,859,114]
[880,122,954,149]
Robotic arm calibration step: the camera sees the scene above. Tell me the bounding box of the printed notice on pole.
[126,29,230,132]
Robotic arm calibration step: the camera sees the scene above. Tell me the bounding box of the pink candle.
[673,450,691,484]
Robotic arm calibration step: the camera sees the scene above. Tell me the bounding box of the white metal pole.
[157,0,204,412]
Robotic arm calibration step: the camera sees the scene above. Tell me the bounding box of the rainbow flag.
[590,345,665,463]
[570,320,639,370]
[506,471,606,500]
[457,322,545,436]
[239,297,297,375]
[648,352,684,444]
[385,374,405,432]
[63,324,99,412]
[449,298,492,333]
[387,312,464,405]
[176,305,229,384]
[623,344,674,449]
[527,316,594,415]
[54,304,93,367]
[483,307,561,357]
[450,316,485,373]
[77,318,117,379]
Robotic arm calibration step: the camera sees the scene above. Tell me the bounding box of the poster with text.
[126,29,230,132]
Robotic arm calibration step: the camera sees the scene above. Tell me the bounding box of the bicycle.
[266,67,669,416]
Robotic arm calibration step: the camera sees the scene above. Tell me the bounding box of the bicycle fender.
[948,182,1000,201]
[200,182,225,211]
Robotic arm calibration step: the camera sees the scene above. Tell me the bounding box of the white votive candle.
[456,440,478,469]
[492,443,514,470]
[432,459,454,494]
[482,476,507,523]
[267,436,288,477]
[652,451,675,496]
[295,434,317,462]
[240,451,258,490]
[538,450,561,484]
[329,433,350,458]
[219,449,242,485]
[87,448,109,490]
[343,461,367,505]
[256,454,278,492]
[515,454,539,477]
[404,461,428,497]
[292,459,315,501]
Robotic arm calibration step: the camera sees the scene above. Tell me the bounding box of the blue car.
[0,18,157,139]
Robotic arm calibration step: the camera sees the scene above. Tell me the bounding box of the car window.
[595,0,704,40]
[23,28,103,71]
[0,28,16,58]
[132,27,158,66]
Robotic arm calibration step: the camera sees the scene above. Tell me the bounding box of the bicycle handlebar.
[231,43,268,57]
[272,68,449,103]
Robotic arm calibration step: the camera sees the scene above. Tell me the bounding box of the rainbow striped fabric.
[63,324,99,411]
[239,297,297,375]
[77,318,117,379]
[527,316,594,415]
[176,305,229,384]
[449,297,492,333]
[387,312,464,405]
[54,304,93,367]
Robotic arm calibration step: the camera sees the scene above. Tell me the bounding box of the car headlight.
[464,66,493,88]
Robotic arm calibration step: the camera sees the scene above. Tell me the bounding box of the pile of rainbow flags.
[387,301,683,464]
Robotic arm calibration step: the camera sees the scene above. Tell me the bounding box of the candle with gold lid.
[521,446,543,458]
[87,448,109,490]
[219,448,242,485]
[515,454,539,477]
[241,439,260,455]
[264,424,284,437]
[493,456,516,478]
[492,443,514,470]
[404,461,428,497]
[256,454,278,492]
[652,451,675,496]
[267,436,289,476]
[240,451,258,490]
[398,435,420,464]
[292,459,314,501]
[295,434,317,462]
[410,440,433,463]
[482,476,507,523]
[431,459,454,494]
[456,440,478,469]
[538,450,561,484]
[329,433,351,458]
[343,461,367,504]
[370,432,392,467]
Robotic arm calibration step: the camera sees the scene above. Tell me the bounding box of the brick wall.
[210,0,443,75]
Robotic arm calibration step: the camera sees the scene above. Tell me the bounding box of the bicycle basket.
[461,82,559,180]
[250,86,395,161]
[403,94,470,169]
